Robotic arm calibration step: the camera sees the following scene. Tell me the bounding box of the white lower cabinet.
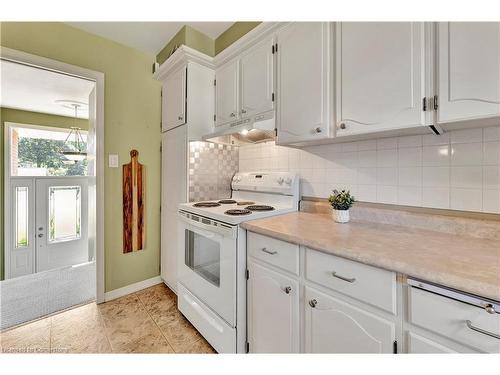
[406,332,457,353]
[304,287,396,353]
[247,260,299,353]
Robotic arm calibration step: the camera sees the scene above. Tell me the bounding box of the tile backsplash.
[189,141,239,202]
[239,126,500,214]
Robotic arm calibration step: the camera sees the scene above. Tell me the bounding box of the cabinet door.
[437,22,500,123]
[304,287,396,353]
[277,22,332,144]
[215,60,239,126]
[162,66,187,132]
[336,22,426,137]
[240,37,274,118]
[407,332,457,353]
[247,261,299,353]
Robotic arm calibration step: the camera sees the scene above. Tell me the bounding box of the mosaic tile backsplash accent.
[189,141,239,202]
[239,126,500,214]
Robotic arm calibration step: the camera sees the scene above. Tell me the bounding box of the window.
[10,125,88,177]
[49,186,81,242]
[15,186,29,248]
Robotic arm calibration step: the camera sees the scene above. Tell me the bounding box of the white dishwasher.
[406,278,500,353]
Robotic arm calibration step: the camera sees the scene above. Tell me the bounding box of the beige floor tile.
[50,304,112,353]
[0,317,51,353]
[155,303,201,352]
[182,337,217,354]
[136,284,176,318]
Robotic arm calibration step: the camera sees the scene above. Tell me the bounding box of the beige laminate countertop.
[241,212,500,301]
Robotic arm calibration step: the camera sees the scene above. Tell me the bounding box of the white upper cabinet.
[336,22,426,137]
[276,22,332,144]
[240,37,274,118]
[305,287,396,353]
[437,22,500,123]
[162,66,186,132]
[247,261,299,353]
[215,60,239,126]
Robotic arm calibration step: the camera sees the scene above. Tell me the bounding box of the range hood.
[203,111,275,145]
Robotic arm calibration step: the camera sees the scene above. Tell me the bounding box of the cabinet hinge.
[213,114,216,122]
[274,128,277,136]
[246,269,249,280]
[213,79,216,86]
[422,97,428,112]
[275,43,278,52]
[160,89,162,97]
[433,95,439,110]
[272,45,275,54]
[246,342,250,353]
[393,340,398,354]
[272,92,275,102]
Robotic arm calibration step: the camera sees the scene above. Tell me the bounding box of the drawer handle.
[309,299,318,308]
[331,271,356,283]
[261,247,277,255]
[466,320,500,340]
[284,286,292,294]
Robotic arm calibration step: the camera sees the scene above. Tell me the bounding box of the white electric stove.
[176,172,299,353]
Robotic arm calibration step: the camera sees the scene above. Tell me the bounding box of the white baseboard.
[104,276,162,302]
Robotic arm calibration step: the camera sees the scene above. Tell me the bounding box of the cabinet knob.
[314,127,323,133]
[284,286,292,294]
[230,112,236,117]
[338,123,346,130]
[308,299,318,308]
[178,115,183,121]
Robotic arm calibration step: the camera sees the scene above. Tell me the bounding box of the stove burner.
[193,202,221,208]
[237,201,255,206]
[246,205,275,211]
[218,199,237,204]
[225,209,252,216]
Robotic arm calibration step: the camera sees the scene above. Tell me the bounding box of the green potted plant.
[328,189,355,223]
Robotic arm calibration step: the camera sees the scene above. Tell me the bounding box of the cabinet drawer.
[305,248,397,314]
[247,232,299,275]
[409,286,500,353]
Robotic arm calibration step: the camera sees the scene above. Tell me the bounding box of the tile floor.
[0,283,215,354]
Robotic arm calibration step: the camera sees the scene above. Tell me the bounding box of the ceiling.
[66,22,235,55]
[1,60,95,119]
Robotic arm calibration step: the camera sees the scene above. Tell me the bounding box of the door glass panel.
[185,229,220,287]
[49,186,81,242]
[15,186,29,248]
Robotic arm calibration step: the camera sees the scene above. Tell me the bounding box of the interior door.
[336,22,426,137]
[305,287,396,353]
[162,66,187,132]
[276,22,332,144]
[35,177,89,272]
[240,37,274,118]
[437,22,500,123]
[8,178,35,278]
[247,261,299,353]
[215,60,239,126]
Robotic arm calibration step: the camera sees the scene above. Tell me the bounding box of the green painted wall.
[1,22,162,292]
[215,22,261,55]
[0,108,88,281]
[156,22,262,64]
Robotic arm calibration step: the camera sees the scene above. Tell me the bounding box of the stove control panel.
[231,172,299,196]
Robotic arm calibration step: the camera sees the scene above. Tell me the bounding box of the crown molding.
[153,45,214,81]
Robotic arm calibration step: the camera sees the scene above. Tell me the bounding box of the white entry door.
[35,177,89,273]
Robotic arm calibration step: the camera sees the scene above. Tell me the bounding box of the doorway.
[1,47,105,329]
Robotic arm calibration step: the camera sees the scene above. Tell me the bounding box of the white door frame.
[1,46,105,303]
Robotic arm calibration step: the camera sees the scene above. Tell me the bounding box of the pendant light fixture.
[61,103,87,163]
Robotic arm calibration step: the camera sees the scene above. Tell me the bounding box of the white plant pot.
[333,209,350,223]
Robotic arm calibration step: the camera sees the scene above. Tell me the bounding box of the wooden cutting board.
[123,149,145,253]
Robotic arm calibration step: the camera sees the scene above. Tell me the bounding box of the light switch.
[109,154,119,168]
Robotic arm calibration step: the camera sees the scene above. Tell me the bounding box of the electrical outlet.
[108,154,119,168]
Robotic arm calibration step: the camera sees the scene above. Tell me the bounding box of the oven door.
[177,210,238,326]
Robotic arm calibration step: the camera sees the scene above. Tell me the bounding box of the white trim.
[104,276,162,302]
[153,45,214,81]
[1,46,105,303]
